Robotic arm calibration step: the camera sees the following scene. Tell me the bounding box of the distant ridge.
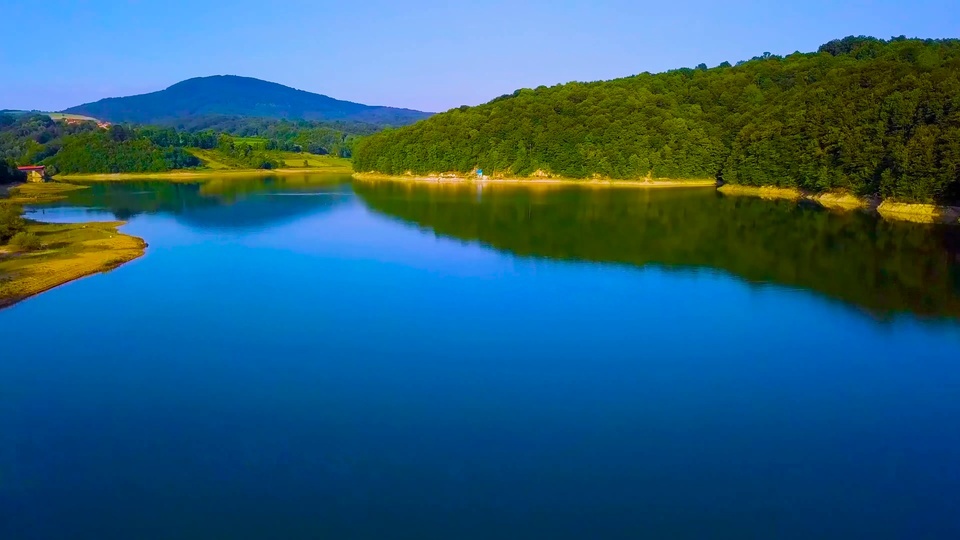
[63,75,432,126]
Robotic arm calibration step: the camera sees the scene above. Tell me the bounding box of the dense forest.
[353,37,960,204]
[0,113,367,174]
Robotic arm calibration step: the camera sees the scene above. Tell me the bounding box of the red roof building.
[17,165,49,182]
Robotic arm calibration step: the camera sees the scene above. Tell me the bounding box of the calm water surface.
[2,174,960,539]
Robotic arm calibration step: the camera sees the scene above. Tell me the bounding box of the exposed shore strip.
[1,182,147,310]
[717,184,960,224]
[352,172,718,189]
[0,220,146,310]
[353,174,960,225]
[0,182,88,204]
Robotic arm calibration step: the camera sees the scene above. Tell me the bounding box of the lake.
[2,173,960,539]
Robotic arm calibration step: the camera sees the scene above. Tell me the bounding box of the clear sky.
[1,0,957,113]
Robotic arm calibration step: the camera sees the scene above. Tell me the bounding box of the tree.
[0,204,26,244]
[0,159,26,184]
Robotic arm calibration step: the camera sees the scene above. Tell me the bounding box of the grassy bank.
[0,220,146,309]
[718,184,960,224]
[56,163,352,182]
[0,182,89,204]
[353,172,717,189]
[55,152,352,181]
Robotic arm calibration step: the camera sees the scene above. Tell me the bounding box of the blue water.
[2,176,960,539]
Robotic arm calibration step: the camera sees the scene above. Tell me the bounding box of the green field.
[186,148,233,169]
[45,112,101,122]
[277,152,352,171]
[186,148,351,173]
[231,137,270,149]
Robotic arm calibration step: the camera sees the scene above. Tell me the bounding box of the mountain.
[353,36,960,205]
[63,75,432,126]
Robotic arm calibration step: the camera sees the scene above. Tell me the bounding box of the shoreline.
[0,220,146,310]
[0,182,89,204]
[717,184,960,224]
[352,172,718,189]
[56,166,350,182]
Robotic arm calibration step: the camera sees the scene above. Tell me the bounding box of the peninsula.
[0,183,146,309]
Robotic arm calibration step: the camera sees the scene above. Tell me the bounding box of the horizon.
[2,0,959,113]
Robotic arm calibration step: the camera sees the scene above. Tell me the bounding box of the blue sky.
[1,0,957,113]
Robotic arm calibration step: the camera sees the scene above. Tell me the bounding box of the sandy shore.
[352,172,718,189]
[717,184,960,224]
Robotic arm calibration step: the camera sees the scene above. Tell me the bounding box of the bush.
[0,204,26,243]
[9,231,42,250]
[0,159,26,185]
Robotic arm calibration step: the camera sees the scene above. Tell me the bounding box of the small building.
[17,166,50,183]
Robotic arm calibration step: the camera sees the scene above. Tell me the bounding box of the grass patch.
[0,220,145,309]
[187,148,351,172]
[232,137,270,148]
[0,182,89,204]
[44,112,100,122]
[186,148,233,170]
[277,152,352,172]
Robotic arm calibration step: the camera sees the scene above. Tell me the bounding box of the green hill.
[353,36,960,204]
[64,75,432,127]
[0,113,356,175]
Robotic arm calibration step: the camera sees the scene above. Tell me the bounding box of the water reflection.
[42,173,354,231]
[354,180,960,318]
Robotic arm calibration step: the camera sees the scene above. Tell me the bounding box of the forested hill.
[0,113,362,174]
[64,75,432,127]
[353,37,960,204]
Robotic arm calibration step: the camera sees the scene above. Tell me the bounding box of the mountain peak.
[64,76,431,126]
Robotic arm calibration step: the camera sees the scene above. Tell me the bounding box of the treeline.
[163,115,378,157]
[0,113,99,164]
[48,126,201,174]
[0,113,366,174]
[353,36,960,204]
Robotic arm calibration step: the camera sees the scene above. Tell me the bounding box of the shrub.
[0,159,26,184]
[0,205,26,243]
[9,231,42,250]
